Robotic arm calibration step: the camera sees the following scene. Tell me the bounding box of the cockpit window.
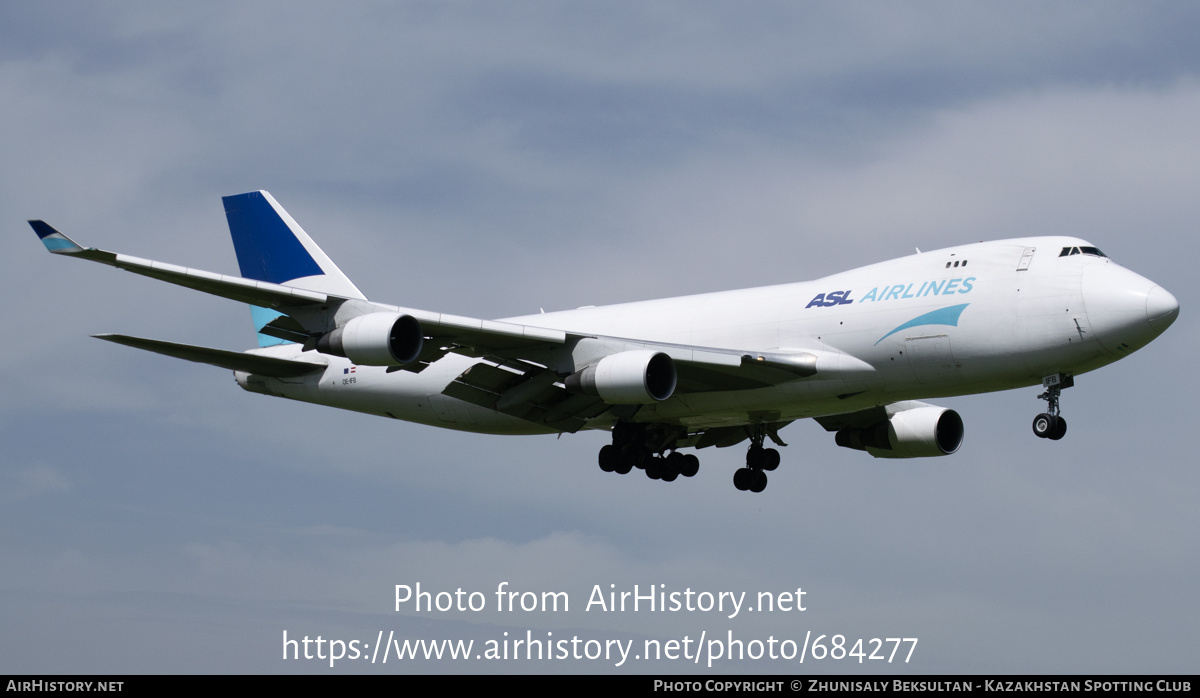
[1059,246,1108,258]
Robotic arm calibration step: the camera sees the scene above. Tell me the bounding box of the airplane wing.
[30,214,868,434]
[30,220,331,310]
[94,334,327,377]
[30,220,564,348]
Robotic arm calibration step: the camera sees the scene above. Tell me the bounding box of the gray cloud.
[1,1,1195,673]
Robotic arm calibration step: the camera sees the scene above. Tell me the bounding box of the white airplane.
[30,191,1179,492]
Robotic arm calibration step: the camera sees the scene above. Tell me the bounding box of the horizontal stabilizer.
[94,334,327,377]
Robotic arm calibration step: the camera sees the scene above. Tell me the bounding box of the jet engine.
[316,312,424,366]
[834,406,963,458]
[565,350,677,404]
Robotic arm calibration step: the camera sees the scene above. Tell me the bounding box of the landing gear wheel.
[598,445,619,472]
[1048,416,1067,441]
[605,421,695,480]
[680,454,700,478]
[739,428,781,492]
[1032,413,1056,439]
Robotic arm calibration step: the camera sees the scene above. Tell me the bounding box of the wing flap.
[442,360,607,433]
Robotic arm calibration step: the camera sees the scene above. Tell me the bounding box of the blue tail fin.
[223,191,365,347]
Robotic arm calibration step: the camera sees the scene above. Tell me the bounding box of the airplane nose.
[1082,263,1177,355]
[1145,284,1179,332]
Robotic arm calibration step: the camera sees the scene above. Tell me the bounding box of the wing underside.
[441,359,611,433]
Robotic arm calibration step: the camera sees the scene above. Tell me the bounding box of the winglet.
[29,220,85,254]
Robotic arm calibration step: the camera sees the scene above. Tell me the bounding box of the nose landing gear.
[1032,373,1072,441]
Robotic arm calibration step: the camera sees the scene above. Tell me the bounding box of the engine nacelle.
[834,406,963,459]
[316,312,424,366]
[565,350,677,404]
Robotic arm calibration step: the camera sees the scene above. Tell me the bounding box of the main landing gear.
[733,426,781,493]
[598,421,787,492]
[1032,373,1073,441]
[597,423,699,482]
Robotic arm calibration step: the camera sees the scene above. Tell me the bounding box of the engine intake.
[565,350,677,404]
[835,406,963,458]
[317,312,424,366]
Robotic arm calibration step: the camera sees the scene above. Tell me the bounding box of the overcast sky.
[2,1,1197,674]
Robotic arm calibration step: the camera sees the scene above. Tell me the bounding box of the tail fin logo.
[223,191,323,284]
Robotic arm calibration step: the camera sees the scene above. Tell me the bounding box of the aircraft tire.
[762,448,780,471]
[680,454,700,477]
[749,471,767,493]
[614,458,633,475]
[733,468,753,490]
[1049,417,1068,440]
[646,458,663,480]
[746,446,766,469]
[598,445,618,472]
[1032,413,1056,438]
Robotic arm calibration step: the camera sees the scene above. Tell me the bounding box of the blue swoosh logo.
[874,303,969,346]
